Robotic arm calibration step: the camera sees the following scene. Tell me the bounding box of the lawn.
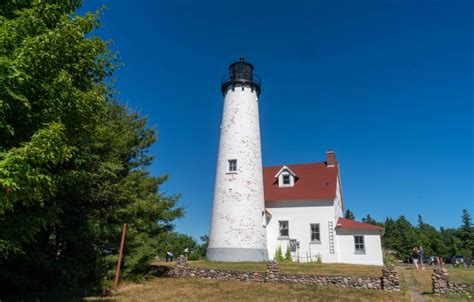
[405,266,474,302]
[186,260,382,277]
[86,277,410,302]
[407,267,474,294]
[448,267,474,284]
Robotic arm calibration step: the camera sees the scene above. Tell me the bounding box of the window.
[228,159,237,172]
[310,224,320,242]
[354,236,365,253]
[279,221,289,237]
[276,166,296,188]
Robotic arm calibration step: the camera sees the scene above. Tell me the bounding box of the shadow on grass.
[1,264,176,301]
[1,284,110,302]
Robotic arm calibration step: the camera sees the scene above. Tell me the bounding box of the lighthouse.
[207,58,268,262]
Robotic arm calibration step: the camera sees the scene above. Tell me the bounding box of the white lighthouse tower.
[207,58,268,261]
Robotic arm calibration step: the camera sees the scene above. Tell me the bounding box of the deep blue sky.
[81,0,473,240]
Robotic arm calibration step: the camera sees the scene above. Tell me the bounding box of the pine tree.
[344,209,355,220]
[362,214,377,225]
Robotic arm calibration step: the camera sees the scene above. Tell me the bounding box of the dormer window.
[275,165,296,188]
[282,174,291,185]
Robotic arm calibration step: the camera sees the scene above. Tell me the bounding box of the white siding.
[265,200,339,263]
[336,229,383,266]
[265,199,384,266]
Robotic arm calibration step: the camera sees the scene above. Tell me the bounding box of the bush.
[284,245,293,262]
[275,246,284,262]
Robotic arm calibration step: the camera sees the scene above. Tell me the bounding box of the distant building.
[207,59,383,265]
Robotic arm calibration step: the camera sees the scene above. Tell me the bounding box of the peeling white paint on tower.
[207,58,268,261]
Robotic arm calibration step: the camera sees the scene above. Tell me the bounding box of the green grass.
[405,266,474,302]
[448,267,474,284]
[86,277,410,301]
[187,260,382,277]
[278,262,382,277]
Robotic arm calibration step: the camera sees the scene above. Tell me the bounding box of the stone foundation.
[432,266,473,295]
[168,255,400,292]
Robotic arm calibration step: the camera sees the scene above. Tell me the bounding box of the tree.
[198,235,209,258]
[156,232,200,262]
[458,209,474,257]
[0,0,182,292]
[382,216,417,261]
[362,214,377,225]
[416,214,445,257]
[344,209,355,220]
[461,209,472,230]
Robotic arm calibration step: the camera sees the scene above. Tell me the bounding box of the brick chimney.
[326,150,337,167]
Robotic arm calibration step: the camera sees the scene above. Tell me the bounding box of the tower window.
[282,174,291,185]
[228,159,237,172]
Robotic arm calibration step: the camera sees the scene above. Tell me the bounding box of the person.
[418,246,425,269]
[166,251,174,262]
[412,247,419,269]
[436,256,444,267]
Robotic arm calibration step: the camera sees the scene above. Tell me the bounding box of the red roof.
[263,162,338,202]
[336,217,384,231]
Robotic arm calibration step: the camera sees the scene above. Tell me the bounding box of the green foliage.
[363,209,474,262]
[156,232,201,261]
[274,246,284,262]
[198,235,209,259]
[317,253,322,264]
[362,214,377,225]
[284,245,293,262]
[344,209,355,220]
[383,251,396,266]
[0,0,183,293]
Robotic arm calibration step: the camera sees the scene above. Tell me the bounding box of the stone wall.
[169,255,400,292]
[432,267,474,295]
[382,266,400,292]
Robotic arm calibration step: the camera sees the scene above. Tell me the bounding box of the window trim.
[278,172,294,187]
[278,220,289,238]
[310,223,321,243]
[354,235,365,254]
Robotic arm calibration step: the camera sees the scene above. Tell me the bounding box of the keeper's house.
[263,150,384,265]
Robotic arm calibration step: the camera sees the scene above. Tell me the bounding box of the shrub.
[284,245,293,262]
[275,246,284,262]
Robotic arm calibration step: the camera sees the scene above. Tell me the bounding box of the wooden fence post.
[114,223,127,289]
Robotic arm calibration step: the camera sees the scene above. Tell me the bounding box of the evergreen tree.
[344,209,355,220]
[362,214,377,225]
[458,209,474,257]
[0,0,182,292]
[382,216,417,260]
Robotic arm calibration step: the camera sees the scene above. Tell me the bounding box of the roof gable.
[263,162,338,202]
[274,165,296,178]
